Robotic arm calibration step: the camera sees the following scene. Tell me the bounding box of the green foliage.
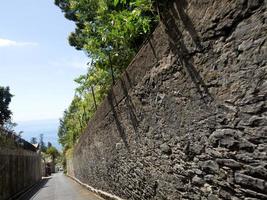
[58,94,96,150]
[46,146,60,162]
[0,86,13,126]
[0,127,22,149]
[3,119,17,132]
[0,86,18,148]
[39,133,47,152]
[0,130,16,148]
[55,0,159,152]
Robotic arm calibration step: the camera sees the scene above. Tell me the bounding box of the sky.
[0,0,88,123]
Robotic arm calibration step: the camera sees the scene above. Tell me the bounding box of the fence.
[0,127,37,152]
[0,127,42,200]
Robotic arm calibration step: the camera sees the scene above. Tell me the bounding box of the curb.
[66,174,124,200]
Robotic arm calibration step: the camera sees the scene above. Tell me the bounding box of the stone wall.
[0,148,42,200]
[70,0,267,199]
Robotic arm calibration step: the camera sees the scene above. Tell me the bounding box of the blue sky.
[0,0,88,123]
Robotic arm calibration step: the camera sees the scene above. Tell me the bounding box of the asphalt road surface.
[20,173,103,200]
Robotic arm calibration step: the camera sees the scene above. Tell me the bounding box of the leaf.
[54,0,158,154]
[114,0,120,6]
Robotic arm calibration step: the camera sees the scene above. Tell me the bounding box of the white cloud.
[0,38,38,47]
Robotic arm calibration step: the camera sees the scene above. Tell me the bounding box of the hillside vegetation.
[55,0,162,153]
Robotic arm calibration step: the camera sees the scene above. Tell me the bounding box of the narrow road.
[20,173,103,200]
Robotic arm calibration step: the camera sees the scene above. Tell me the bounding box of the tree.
[0,86,13,126]
[30,137,38,144]
[54,0,157,88]
[54,0,159,153]
[46,146,60,164]
[47,142,52,148]
[39,134,47,152]
[3,119,17,132]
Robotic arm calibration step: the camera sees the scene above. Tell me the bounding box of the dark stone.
[160,143,172,155]
[201,160,219,174]
[219,189,233,199]
[204,174,214,182]
[208,194,219,200]
[234,172,267,192]
[209,129,242,150]
[216,159,241,168]
[192,175,205,186]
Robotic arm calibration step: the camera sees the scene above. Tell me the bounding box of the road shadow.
[17,177,51,200]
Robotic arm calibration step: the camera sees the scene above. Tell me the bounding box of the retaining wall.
[0,148,41,200]
[69,0,267,199]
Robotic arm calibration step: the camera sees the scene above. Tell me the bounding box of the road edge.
[66,174,125,200]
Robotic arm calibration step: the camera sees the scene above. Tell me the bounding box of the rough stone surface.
[70,0,267,199]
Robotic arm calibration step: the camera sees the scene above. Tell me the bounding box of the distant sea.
[14,119,61,150]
